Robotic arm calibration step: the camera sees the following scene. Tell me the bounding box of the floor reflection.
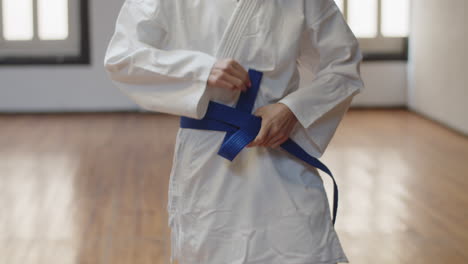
[0,151,80,262]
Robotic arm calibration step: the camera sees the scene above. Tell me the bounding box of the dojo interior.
[1,0,467,263]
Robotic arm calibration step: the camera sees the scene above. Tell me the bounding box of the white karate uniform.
[104,0,364,263]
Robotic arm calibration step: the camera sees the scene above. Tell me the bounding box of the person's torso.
[158,0,309,110]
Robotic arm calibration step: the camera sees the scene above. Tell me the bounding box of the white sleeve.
[103,0,217,119]
[278,0,364,156]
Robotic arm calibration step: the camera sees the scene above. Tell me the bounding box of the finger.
[251,123,270,147]
[221,73,247,92]
[258,126,272,147]
[227,64,250,88]
[253,107,263,117]
[214,79,237,91]
[264,128,287,147]
[263,133,283,147]
[231,61,251,87]
[248,112,263,148]
[270,136,289,149]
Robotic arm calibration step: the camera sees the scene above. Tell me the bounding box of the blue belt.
[180,69,339,225]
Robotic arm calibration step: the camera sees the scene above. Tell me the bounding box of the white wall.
[355,62,407,107]
[409,0,468,135]
[0,0,406,112]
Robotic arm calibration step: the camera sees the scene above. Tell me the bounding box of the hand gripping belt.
[180,69,340,225]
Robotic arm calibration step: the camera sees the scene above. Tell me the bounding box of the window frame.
[339,0,409,61]
[0,0,90,66]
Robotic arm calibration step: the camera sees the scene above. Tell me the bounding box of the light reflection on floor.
[0,151,80,262]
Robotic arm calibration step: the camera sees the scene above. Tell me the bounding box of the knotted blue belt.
[180,69,340,225]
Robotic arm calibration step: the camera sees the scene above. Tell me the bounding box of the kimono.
[103,0,364,263]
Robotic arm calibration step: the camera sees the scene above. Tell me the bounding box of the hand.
[207,58,251,92]
[247,103,298,149]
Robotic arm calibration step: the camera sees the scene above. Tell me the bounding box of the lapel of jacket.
[215,0,261,59]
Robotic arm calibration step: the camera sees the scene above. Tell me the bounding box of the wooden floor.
[0,109,467,264]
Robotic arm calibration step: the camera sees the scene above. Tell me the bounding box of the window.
[0,0,90,65]
[335,0,410,60]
